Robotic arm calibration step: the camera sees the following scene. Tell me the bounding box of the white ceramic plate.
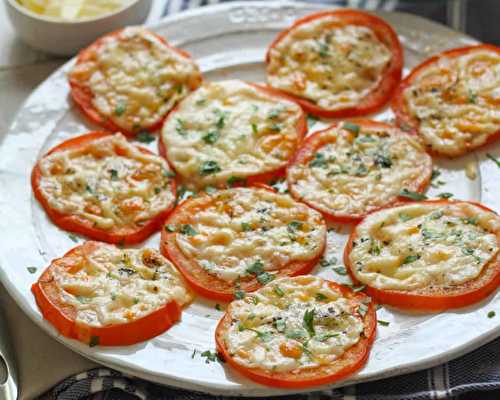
[1,2,499,397]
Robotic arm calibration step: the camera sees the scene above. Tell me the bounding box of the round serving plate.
[0,2,499,396]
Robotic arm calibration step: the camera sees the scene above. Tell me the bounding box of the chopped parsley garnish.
[355,163,368,176]
[270,123,281,132]
[373,152,392,168]
[118,268,136,276]
[180,224,197,236]
[399,188,427,201]
[286,330,307,340]
[274,286,285,297]
[250,329,272,342]
[214,109,228,130]
[89,335,100,347]
[133,298,139,305]
[486,153,500,168]
[422,228,443,240]
[202,131,220,144]
[318,41,329,58]
[163,169,176,178]
[165,224,176,232]
[303,309,315,337]
[355,135,376,144]
[27,266,37,274]
[438,192,454,199]
[246,260,264,275]
[468,91,477,104]
[135,132,155,143]
[488,311,496,319]
[227,176,246,186]
[215,304,222,311]
[287,220,303,232]
[114,102,126,116]
[268,109,280,119]
[343,122,360,135]
[399,213,413,222]
[241,222,252,232]
[176,119,187,136]
[109,169,119,181]
[319,256,337,267]
[273,319,286,332]
[251,123,258,134]
[358,304,368,317]
[317,333,339,342]
[257,272,275,285]
[154,187,161,194]
[378,320,390,326]
[315,293,328,301]
[352,285,366,292]
[199,160,221,176]
[200,350,224,364]
[68,233,79,243]
[234,290,246,300]
[402,255,420,264]
[307,115,319,129]
[333,266,347,275]
[309,152,328,168]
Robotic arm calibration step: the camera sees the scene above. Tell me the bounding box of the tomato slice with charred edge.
[31,243,183,346]
[160,190,326,302]
[344,200,500,312]
[158,82,307,188]
[286,119,432,224]
[31,131,176,245]
[265,9,403,118]
[69,29,202,137]
[215,279,377,388]
[391,44,500,157]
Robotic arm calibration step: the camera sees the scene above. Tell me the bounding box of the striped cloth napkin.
[39,1,499,399]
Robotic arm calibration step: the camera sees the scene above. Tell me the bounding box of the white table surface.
[0,3,170,399]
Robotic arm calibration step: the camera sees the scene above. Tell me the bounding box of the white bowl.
[4,0,153,56]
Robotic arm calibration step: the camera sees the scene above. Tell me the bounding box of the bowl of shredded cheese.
[5,0,152,55]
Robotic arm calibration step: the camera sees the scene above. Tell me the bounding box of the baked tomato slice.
[215,275,377,388]
[69,27,202,137]
[391,44,500,157]
[344,200,500,311]
[158,80,307,189]
[31,131,176,245]
[32,241,192,346]
[160,187,327,301]
[287,120,432,224]
[266,9,403,118]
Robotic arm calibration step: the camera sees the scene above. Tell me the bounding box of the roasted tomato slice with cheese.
[69,27,202,136]
[266,10,403,118]
[344,200,500,311]
[392,44,500,157]
[32,241,192,346]
[215,275,376,388]
[287,120,432,223]
[31,132,176,245]
[160,187,326,301]
[159,80,307,189]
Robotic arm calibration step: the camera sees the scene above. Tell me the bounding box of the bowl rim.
[5,0,144,25]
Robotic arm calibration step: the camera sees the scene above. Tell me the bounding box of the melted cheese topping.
[288,122,431,217]
[38,133,175,231]
[222,276,364,372]
[267,15,392,110]
[53,242,192,327]
[403,48,500,156]
[174,188,326,282]
[162,80,303,188]
[349,202,500,291]
[69,27,201,132]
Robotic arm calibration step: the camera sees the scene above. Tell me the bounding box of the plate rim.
[0,1,498,397]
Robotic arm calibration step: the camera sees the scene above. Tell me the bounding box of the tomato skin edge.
[265,9,403,118]
[343,199,500,312]
[158,80,308,188]
[214,280,377,388]
[160,190,327,301]
[69,28,202,137]
[31,131,176,245]
[286,119,433,223]
[391,44,500,158]
[31,244,183,346]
